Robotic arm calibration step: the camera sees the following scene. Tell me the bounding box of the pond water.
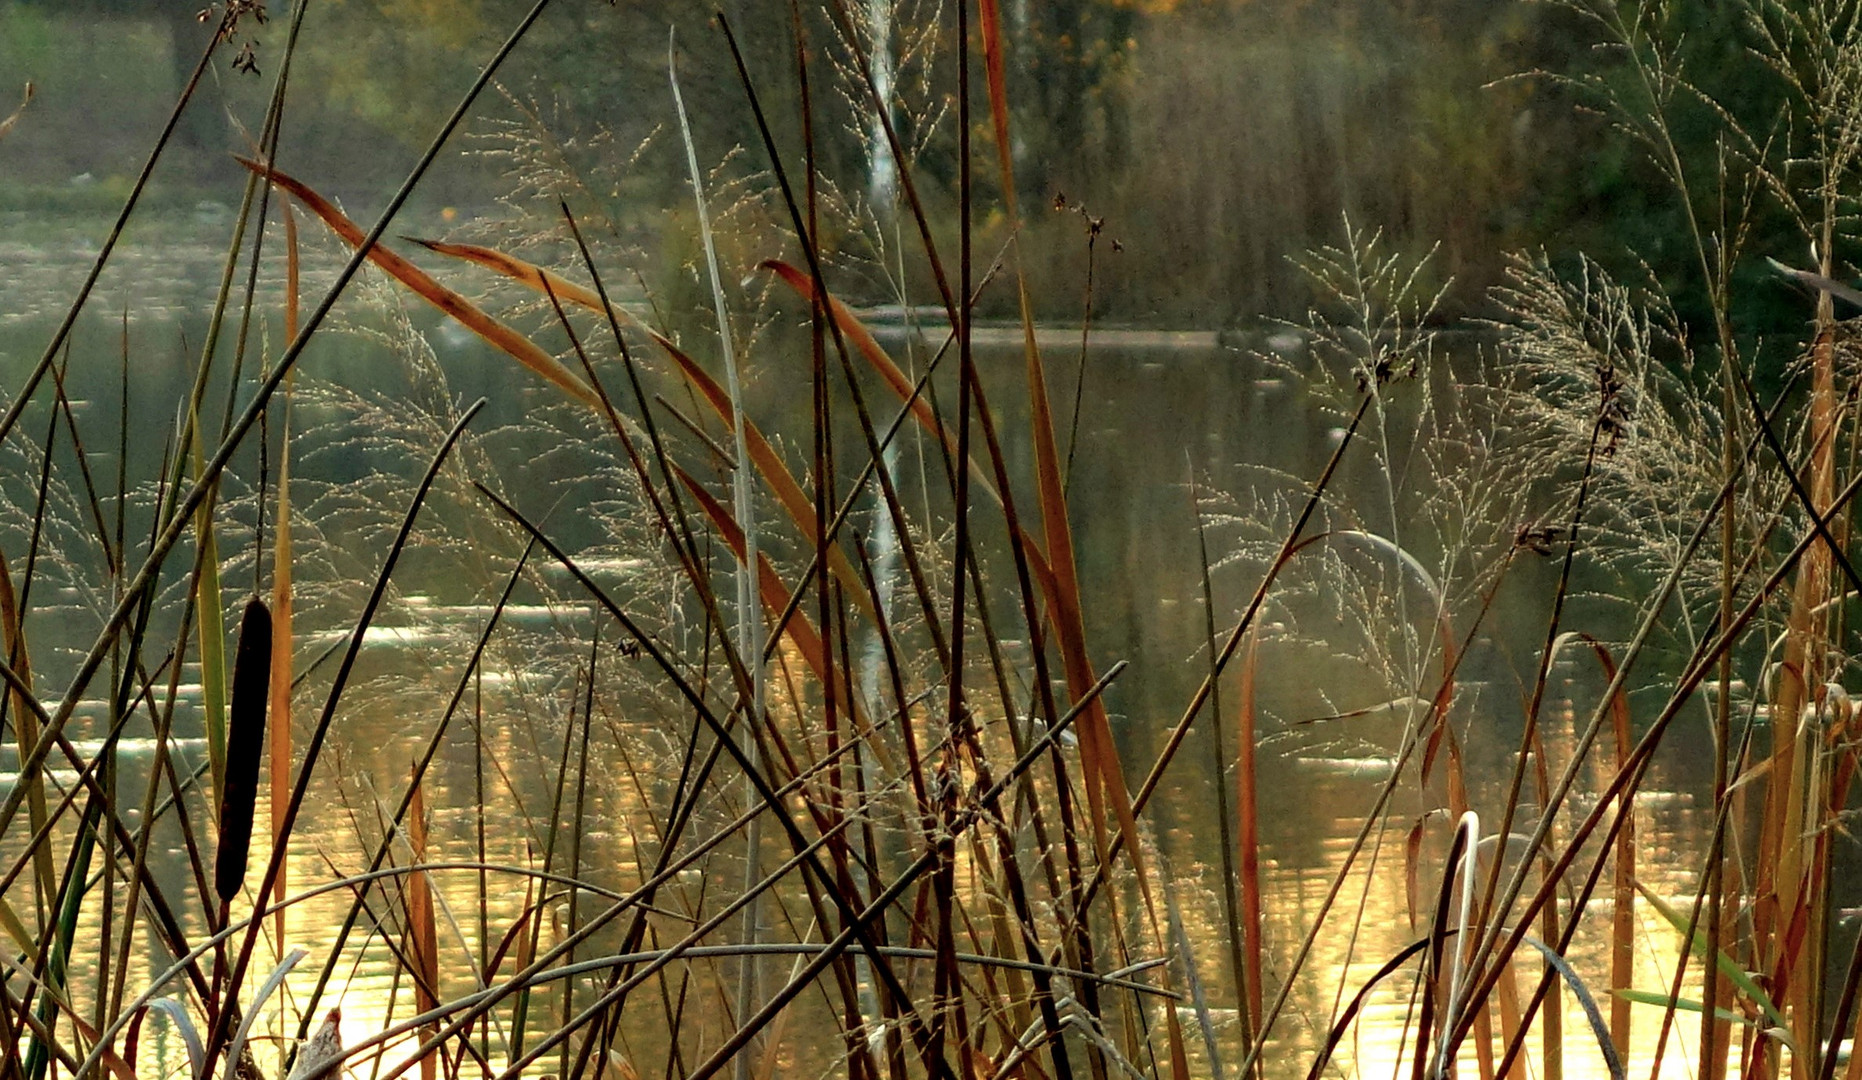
[0,212,1748,1080]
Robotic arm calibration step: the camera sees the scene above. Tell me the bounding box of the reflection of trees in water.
[2,0,1804,335]
[0,0,1505,318]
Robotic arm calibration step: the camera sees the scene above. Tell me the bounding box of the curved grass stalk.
[1431,811,1482,1080]
[668,38,770,1065]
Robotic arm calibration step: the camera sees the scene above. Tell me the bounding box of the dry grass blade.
[237,159,600,409]
[0,81,33,143]
[1031,349,1146,892]
[1237,629,1263,1035]
[1551,632,1637,1061]
[191,418,230,798]
[973,0,1170,1063]
[763,262,959,472]
[959,22,1157,950]
[282,195,301,342]
[269,414,295,949]
[407,768,439,1080]
[655,334,877,624]
[411,237,612,315]
[1404,816,1427,934]
[216,597,273,906]
[975,0,1015,212]
[0,547,55,924]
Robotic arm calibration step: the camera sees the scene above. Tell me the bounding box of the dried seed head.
[285,1008,343,1080]
[215,596,272,905]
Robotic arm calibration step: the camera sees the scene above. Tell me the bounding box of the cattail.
[215,596,272,905]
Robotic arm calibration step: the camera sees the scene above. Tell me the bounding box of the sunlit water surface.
[0,217,1762,1080]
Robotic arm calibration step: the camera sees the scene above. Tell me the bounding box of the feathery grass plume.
[216,597,273,906]
[404,238,891,628]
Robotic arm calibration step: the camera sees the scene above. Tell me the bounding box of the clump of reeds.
[15,1,1862,1080]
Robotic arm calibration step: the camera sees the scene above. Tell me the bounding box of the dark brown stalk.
[942,0,976,1067]
[1062,209,1102,493]
[559,205,706,571]
[1413,814,1476,1080]
[783,12,876,1068]
[45,360,118,575]
[214,0,310,465]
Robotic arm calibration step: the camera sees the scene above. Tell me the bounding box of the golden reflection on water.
[1139,690,1728,1080]
[29,539,1750,1080]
